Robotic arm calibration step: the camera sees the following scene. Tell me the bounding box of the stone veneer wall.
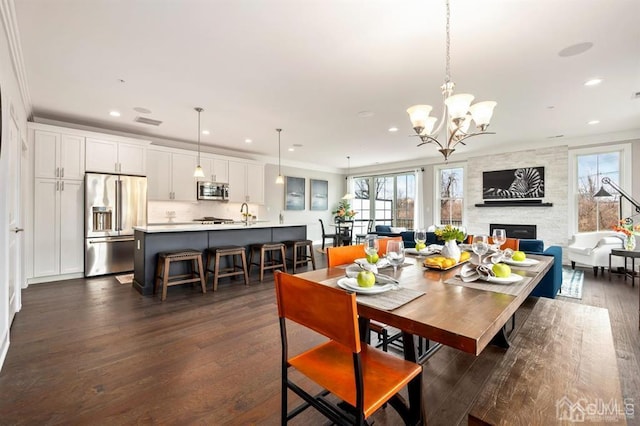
[465,145,569,260]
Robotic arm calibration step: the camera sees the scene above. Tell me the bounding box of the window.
[352,172,416,235]
[570,144,631,233]
[436,165,464,226]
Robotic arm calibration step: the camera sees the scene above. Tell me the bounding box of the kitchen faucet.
[240,203,249,226]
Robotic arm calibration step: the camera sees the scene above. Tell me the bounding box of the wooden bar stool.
[205,246,249,291]
[282,239,316,273]
[154,249,206,301]
[248,242,287,282]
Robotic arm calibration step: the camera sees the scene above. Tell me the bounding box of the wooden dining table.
[295,253,554,424]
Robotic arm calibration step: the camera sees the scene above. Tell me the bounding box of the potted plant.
[332,199,357,222]
[613,218,640,250]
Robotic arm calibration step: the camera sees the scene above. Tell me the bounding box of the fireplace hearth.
[490,224,537,239]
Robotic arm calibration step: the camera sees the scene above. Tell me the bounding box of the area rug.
[558,268,584,299]
[115,273,134,285]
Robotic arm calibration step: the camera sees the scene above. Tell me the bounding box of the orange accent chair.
[378,236,403,256]
[326,244,365,267]
[274,271,423,425]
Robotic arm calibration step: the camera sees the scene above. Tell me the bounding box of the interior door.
[8,116,23,323]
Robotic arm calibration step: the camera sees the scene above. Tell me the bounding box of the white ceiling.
[13,0,640,170]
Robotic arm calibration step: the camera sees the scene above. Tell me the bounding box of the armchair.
[566,231,625,276]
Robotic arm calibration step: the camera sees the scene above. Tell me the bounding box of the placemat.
[355,287,425,311]
[444,275,532,297]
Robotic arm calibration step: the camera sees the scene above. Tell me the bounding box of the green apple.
[512,251,526,262]
[357,270,376,287]
[415,242,427,251]
[492,263,512,278]
[366,253,379,264]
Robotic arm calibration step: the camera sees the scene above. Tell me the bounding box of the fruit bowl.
[423,254,470,270]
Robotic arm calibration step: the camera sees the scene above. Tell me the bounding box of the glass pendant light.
[193,107,205,178]
[275,128,284,184]
[342,156,354,199]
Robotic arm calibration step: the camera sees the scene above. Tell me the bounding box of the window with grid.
[352,173,416,235]
[436,166,464,226]
[576,151,621,232]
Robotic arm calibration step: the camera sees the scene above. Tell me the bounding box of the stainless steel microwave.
[197,181,229,201]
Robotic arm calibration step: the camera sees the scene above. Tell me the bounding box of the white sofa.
[567,231,626,276]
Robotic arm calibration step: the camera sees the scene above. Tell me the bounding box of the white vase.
[441,239,461,262]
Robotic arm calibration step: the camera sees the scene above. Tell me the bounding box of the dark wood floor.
[1,254,638,425]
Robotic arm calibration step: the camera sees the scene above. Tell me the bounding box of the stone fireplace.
[490,224,537,239]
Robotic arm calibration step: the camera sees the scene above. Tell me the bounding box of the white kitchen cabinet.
[33,178,84,277]
[201,156,229,183]
[85,137,147,176]
[147,149,197,201]
[34,130,85,180]
[228,160,264,204]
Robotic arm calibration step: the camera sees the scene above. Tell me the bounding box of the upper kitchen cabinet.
[228,160,264,204]
[147,148,197,201]
[85,137,149,176]
[34,129,85,181]
[200,155,229,183]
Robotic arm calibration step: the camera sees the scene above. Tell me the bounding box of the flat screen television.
[482,167,545,200]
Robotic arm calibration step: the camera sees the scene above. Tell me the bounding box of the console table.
[609,248,639,287]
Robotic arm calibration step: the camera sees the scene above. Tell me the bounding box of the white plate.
[480,273,524,284]
[405,247,436,255]
[354,258,390,268]
[337,277,395,294]
[503,258,539,267]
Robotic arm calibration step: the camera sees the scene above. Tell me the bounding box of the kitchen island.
[132,223,307,295]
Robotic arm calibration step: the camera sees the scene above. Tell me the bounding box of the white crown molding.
[0,0,32,116]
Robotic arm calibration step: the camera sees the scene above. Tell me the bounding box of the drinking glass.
[386,240,405,275]
[472,235,489,264]
[414,229,427,254]
[492,229,507,251]
[364,236,379,257]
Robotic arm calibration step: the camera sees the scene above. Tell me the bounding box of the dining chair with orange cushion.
[378,236,403,256]
[326,244,365,267]
[274,271,423,425]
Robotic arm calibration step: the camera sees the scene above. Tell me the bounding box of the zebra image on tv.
[482,167,545,200]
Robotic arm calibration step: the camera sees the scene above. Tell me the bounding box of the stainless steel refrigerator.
[84,173,147,277]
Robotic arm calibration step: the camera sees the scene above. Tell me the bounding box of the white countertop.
[134,222,306,233]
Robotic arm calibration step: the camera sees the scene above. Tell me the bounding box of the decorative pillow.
[390,227,407,233]
[375,225,392,233]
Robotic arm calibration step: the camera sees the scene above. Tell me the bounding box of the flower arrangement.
[613,218,640,237]
[434,224,466,242]
[332,199,357,220]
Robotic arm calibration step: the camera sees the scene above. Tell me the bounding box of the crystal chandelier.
[407,0,496,161]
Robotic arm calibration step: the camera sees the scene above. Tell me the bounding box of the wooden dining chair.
[326,243,404,353]
[355,219,374,244]
[318,219,338,251]
[274,271,422,425]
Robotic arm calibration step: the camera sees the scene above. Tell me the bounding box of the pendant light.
[342,156,354,199]
[193,107,205,178]
[275,128,284,184]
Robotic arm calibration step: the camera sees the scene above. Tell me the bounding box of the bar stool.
[282,239,316,273]
[248,242,287,282]
[154,249,206,301]
[204,245,249,291]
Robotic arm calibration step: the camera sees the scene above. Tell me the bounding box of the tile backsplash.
[148,200,266,224]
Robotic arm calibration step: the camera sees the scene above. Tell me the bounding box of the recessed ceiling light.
[388,127,399,132]
[202,130,210,135]
[584,78,602,86]
[288,147,294,152]
[588,120,600,125]
[245,139,252,144]
[109,111,121,117]
[558,42,593,57]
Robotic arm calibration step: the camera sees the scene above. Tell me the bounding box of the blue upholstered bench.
[518,239,562,299]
